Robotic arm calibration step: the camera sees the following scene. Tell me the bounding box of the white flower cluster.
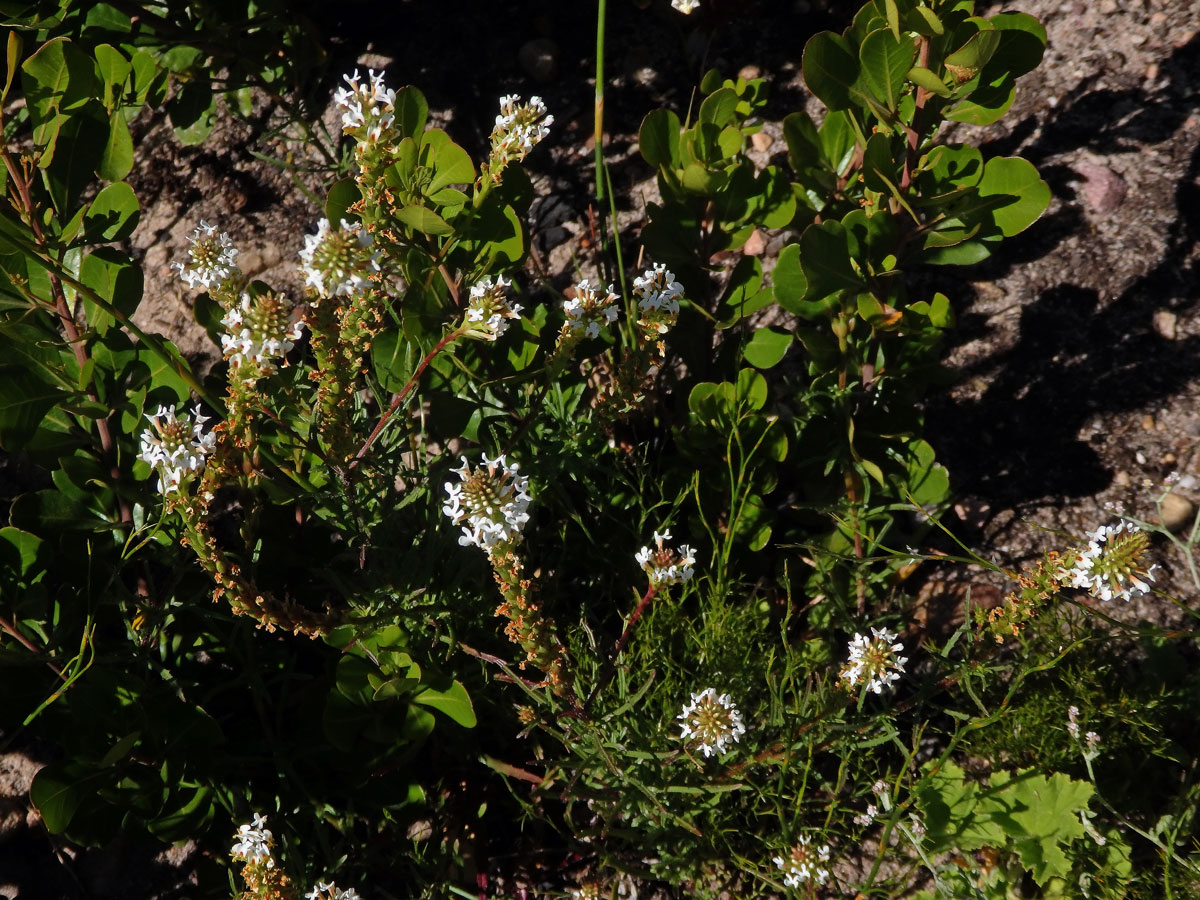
[230,813,275,867]
[490,94,553,168]
[306,883,362,900]
[138,404,216,495]
[678,687,746,758]
[773,835,832,888]
[298,218,382,298]
[672,0,700,12]
[464,275,523,341]
[443,454,532,551]
[839,627,907,694]
[171,221,239,291]
[1060,522,1156,602]
[221,290,304,373]
[564,279,620,339]
[635,529,696,587]
[632,263,684,337]
[333,68,396,145]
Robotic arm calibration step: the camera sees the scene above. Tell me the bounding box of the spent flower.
[635,529,696,587]
[230,813,274,867]
[678,687,746,758]
[632,263,684,338]
[443,454,532,552]
[221,290,304,374]
[298,218,382,299]
[171,220,239,291]
[463,275,523,341]
[773,835,832,888]
[138,405,216,495]
[839,627,907,694]
[1059,522,1157,602]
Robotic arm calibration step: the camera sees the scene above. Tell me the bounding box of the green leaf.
[946,25,1001,72]
[799,220,862,300]
[325,178,361,224]
[4,31,21,102]
[43,103,107,213]
[424,130,475,192]
[911,6,944,35]
[96,108,133,181]
[80,247,142,335]
[977,156,1050,236]
[699,88,738,127]
[167,80,214,145]
[987,12,1048,78]
[371,327,414,393]
[771,243,808,312]
[735,368,767,411]
[393,85,428,140]
[84,181,139,241]
[148,785,213,842]
[413,679,477,728]
[861,132,896,194]
[802,32,860,111]
[22,38,101,167]
[858,28,916,111]
[907,65,951,97]
[905,438,949,506]
[93,43,130,110]
[0,366,61,449]
[743,326,792,369]
[30,762,88,834]
[396,205,453,236]
[10,489,113,533]
[0,526,44,577]
[639,108,681,169]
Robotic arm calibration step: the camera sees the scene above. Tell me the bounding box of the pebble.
[518,38,558,83]
[1114,470,1132,486]
[1153,309,1178,340]
[742,229,766,256]
[751,131,773,153]
[738,65,762,81]
[1141,414,1156,431]
[1158,492,1195,532]
[1074,160,1128,214]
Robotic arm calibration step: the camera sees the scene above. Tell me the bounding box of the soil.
[4,0,1200,896]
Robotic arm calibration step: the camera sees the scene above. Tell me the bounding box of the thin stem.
[614,584,659,656]
[593,0,610,283]
[347,329,461,472]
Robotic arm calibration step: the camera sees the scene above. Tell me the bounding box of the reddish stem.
[347,330,460,472]
[613,584,659,656]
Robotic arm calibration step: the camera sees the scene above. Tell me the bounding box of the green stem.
[594,0,610,284]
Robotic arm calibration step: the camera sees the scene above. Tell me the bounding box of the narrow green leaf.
[96,109,133,181]
[4,30,22,101]
[858,28,916,111]
[93,44,130,110]
[907,66,951,97]
[912,6,944,35]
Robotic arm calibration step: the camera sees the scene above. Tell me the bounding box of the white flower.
[306,883,361,900]
[463,275,522,341]
[1059,522,1157,603]
[636,529,696,587]
[773,835,831,887]
[488,94,553,176]
[839,627,907,694]
[563,279,621,339]
[220,290,305,374]
[138,404,216,495]
[171,220,239,291]
[334,68,397,147]
[853,803,878,826]
[443,454,532,552]
[1066,704,1080,739]
[632,263,684,337]
[672,0,701,12]
[231,813,274,866]
[678,687,746,758]
[298,218,382,298]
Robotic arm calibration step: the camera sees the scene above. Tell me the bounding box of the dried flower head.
[221,290,305,374]
[489,94,553,173]
[773,835,832,887]
[333,67,397,143]
[138,405,216,495]
[231,813,275,867]
[298,218,381,298]
[632,264,684,338]
[463,275,523,341]
[564,279,621,339]
[443,454,532,551]
[172,221,239,291]
[635,529,696,587]
[1060,522,1157,602]
[839,627,907,694]
[678,687,746,758]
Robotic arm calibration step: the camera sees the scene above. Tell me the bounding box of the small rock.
[1146,62,1160,80]
[742,229,766,256]
[1163,452,1177,465]
[1153,309,1178,340]
[1150,11,1167,25]
[1074,160,1128,214]
[1114,470,1132,486]
[1158,492,1195,532]
[751,131,773,153]
[1100,0,1117,11]
[518,38,558,83]
[1141,414,1156,430]
[738,64,762,81]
